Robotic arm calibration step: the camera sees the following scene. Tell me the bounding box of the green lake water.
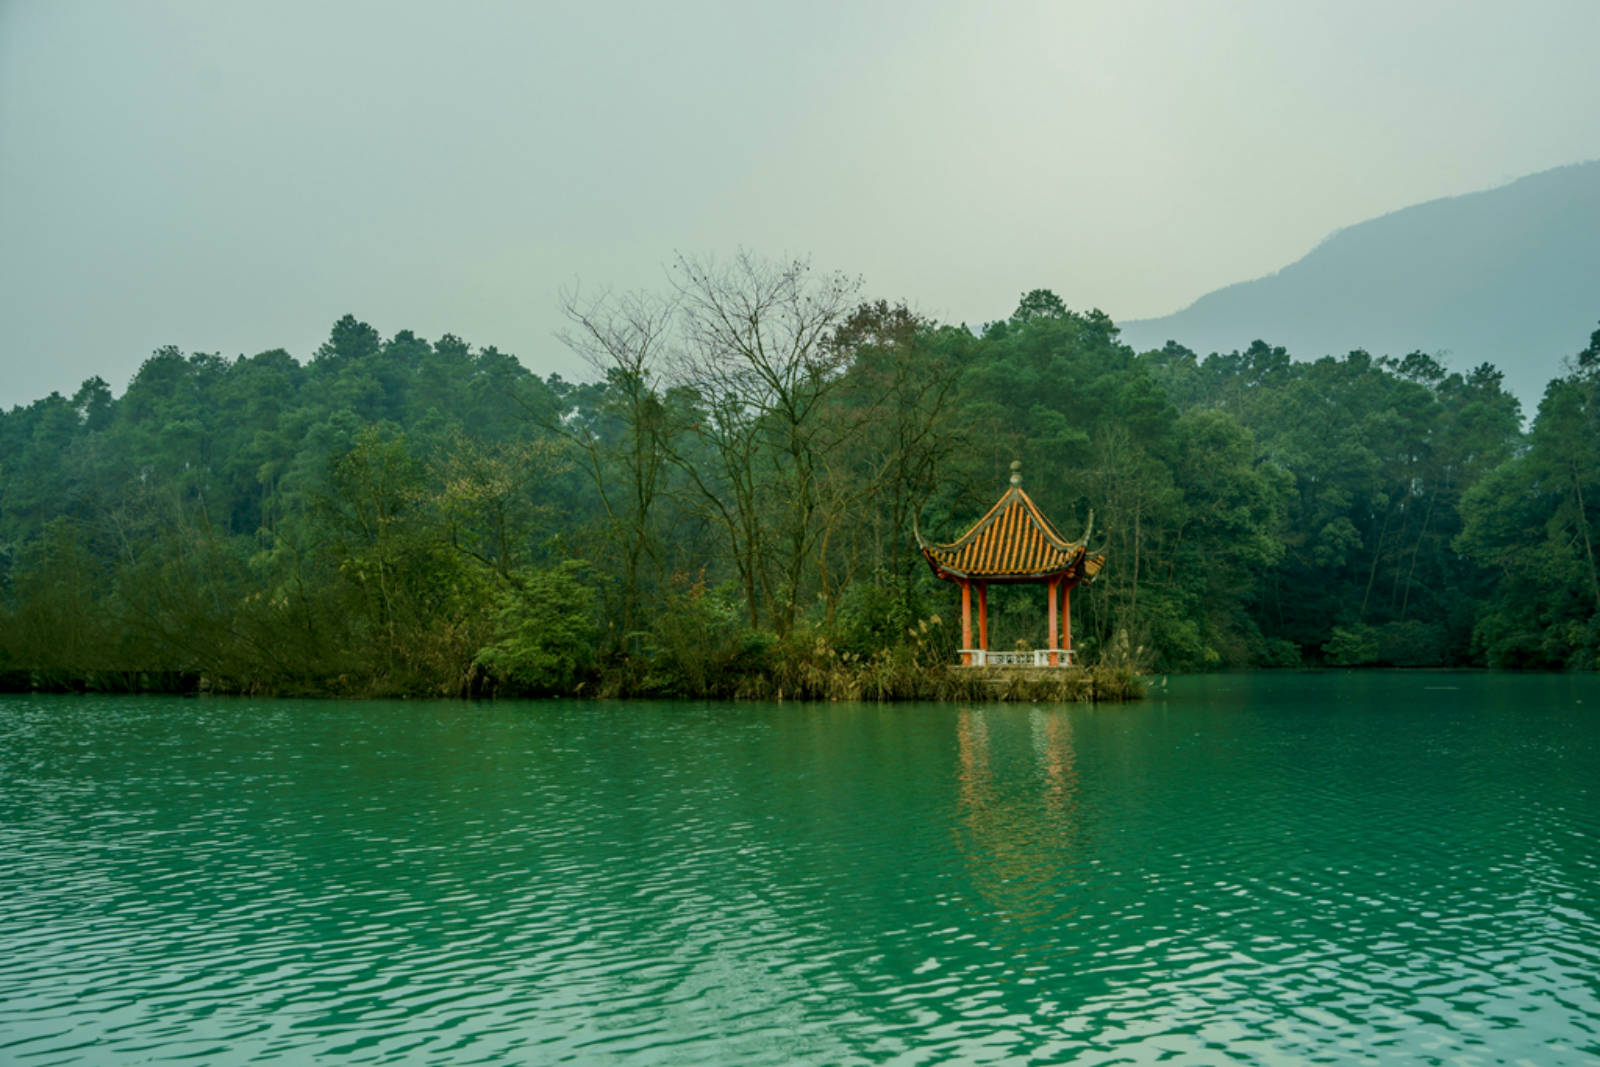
[2,673,1598,1064]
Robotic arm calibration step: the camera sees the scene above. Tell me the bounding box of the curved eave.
[921,545,1103,585]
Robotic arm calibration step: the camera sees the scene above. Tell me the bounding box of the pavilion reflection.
[953,707,1084,935]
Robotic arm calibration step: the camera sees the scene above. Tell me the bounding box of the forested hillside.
[2,255,1597,695]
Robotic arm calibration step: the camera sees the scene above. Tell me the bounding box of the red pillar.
[1047,577,1060,666]
[977,582,989,654]
[1062,582,1073,665]
[961,580,972,666]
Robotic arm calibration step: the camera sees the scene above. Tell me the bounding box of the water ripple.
[2,678,1599,1063]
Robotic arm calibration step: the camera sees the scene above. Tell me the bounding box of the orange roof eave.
[922,553,1084,584]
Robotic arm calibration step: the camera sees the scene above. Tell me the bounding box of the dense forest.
[2,253,1597,696]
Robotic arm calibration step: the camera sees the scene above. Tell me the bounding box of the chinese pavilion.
[916,461,1104,667]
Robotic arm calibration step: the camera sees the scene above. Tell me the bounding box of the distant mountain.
[1118,161,1600,411]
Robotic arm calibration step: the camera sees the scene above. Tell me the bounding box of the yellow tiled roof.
[918,484,1102,583]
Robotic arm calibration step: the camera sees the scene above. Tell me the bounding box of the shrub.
[637,577,771,697]
[1375,620,1447,667]
[1323,623,1380,666]
[474,561,599,694]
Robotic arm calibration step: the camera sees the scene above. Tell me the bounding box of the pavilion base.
[959,649,1075,667]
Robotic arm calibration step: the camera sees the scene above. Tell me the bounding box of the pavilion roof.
[917,465,1104,583]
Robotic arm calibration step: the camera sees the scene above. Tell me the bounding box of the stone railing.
[961,649,1075,667]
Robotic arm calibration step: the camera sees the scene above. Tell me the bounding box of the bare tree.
[666,252,860,633]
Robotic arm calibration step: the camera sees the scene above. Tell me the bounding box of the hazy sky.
[3,0,1598,409]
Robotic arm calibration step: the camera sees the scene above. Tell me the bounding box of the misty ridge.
[1120,160,1600,408]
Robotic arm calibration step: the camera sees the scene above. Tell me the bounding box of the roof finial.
[1010,459,1023,487]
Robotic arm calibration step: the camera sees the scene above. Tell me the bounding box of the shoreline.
[0,664,1146,703]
